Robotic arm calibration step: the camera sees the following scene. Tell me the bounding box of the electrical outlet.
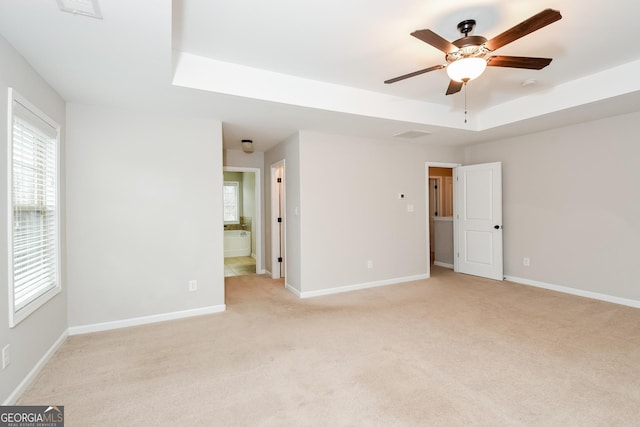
[367,260,373,269]
[2,345,10,370]
[188,280,198,292]
[523,257,530,267]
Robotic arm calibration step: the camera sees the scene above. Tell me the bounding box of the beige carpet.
[19,267,640,426]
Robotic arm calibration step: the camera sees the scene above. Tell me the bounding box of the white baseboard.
[285,282,301,297]
[434,261,454,269]
[3,329,68,405]
[68,304,226,335]
[298,274,429,299]
[505,275,640,309]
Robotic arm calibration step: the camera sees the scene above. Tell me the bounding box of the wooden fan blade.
[485,9,562,51]
[446,80,463,95]
[384,65,445,84]
[487,56,552,70]
[411,29,457,53]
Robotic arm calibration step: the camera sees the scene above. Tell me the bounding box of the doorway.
[426,161,504,281]
[223,167,262,276]
[425,162,460,278]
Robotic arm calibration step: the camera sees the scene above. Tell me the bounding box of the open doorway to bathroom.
[223,167,262,277]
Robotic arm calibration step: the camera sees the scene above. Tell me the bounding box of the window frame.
[223,181,240,225]
[7,88,62,327]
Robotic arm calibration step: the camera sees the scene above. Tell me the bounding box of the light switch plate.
[2,345,9,369]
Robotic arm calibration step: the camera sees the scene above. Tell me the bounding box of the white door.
[454,162,503,280]
[270,161,285,280]
[277,167,285,278]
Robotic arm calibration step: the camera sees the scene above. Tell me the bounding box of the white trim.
[434,261,454,269]
[296,274,429,299]
[3,329,68,405]
[285,282,301,297]
[68,304,226,335]
[505,276,640,309]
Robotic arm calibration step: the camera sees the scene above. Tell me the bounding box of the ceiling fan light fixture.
[446,57,487,83]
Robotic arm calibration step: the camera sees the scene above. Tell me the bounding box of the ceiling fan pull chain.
[464,82,468,124]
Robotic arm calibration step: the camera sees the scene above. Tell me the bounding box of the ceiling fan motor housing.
[446,35,489,63]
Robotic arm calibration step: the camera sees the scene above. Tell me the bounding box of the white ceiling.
[1,0,640,151]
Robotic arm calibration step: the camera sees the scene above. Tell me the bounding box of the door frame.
[223,166,262,274]
[270,160,286,279]
[425,162,461,278]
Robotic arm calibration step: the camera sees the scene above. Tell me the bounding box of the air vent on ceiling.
[57,0,102,19]
[393,130,432,139]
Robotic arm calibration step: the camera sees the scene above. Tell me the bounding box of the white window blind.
[223,181,239,224]
[8,90,61,327]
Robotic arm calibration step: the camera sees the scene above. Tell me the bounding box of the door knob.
[494,225,501,229]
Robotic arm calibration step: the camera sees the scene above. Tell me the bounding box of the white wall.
[434,218,454,266]
[0,35,67,403]
[243,172,255,223]
[465,111,640,301]
[297,131,463,293]
[224,149,264,169]
[66,104,225,327]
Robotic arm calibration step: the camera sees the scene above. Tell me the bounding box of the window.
[223,181,239,224]
[7,89,61,327]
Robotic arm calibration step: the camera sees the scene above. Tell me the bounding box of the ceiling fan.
[384,8,562,95]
